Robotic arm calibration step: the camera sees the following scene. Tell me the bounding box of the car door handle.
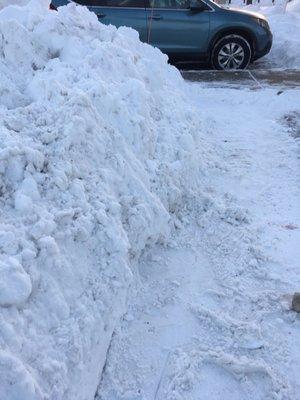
[97,13,106,18]
[149,14,163,21]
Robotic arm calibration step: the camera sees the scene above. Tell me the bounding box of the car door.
[74,0,149,42]
[146,0,211,58]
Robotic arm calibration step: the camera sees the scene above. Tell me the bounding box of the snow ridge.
[0,2,212,399]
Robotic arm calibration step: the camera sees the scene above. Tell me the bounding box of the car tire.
[211,35,252,70]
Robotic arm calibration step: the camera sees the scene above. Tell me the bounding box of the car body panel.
[88,6,149,42]
[145,8,210,56]
[224,7,267,20]
[51,0,272,63]
[208,5,272,56]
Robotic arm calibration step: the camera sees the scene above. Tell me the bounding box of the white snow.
[228,0,300,69]
[0,1,213,399]
[97,85,300,400]
[265,1,300,68]
[0,0,299,400]
[0,257,32,306]
[0,0,30,8]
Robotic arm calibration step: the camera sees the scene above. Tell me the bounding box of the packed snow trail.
[97,86,300,400]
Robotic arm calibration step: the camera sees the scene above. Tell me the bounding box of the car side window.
[74,0,149,6]
[149,0,190,8]
[74,0,100,5]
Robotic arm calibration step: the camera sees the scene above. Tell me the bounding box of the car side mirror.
[190,0,210,11]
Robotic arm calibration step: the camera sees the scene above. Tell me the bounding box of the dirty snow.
[0,1,214,399]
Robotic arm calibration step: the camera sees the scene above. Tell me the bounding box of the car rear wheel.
[211,35,251,70]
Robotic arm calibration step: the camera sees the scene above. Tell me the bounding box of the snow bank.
[266,0,300,68]
[0,1,211,399]
[230,0,300,68]
[255,0,300,68]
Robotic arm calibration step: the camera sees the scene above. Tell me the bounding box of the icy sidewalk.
[97,85,300,400]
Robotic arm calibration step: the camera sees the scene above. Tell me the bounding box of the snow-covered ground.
[97,86,300,399]
[0,1,299,400]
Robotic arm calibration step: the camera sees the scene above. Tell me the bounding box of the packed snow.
[97,84,300,400]
[0,1,214,399]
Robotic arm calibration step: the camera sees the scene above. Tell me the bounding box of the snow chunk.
[0,258,32,306]
[0,351,43,400]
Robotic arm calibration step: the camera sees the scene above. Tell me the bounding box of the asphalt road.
[181,69,300,89]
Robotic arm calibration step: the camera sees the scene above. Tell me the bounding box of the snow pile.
[258,0,300,68]
[0,1,211,399]
[230,0,300,68]
[0,0,31,9]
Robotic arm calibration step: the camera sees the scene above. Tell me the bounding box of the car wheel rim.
[218,43,245,70]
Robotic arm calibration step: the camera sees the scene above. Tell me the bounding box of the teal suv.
[51,0,273,69]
